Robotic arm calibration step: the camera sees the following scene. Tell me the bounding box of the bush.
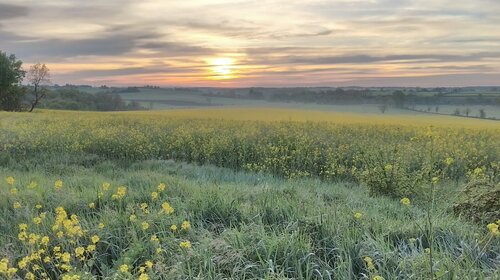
[453,180,500,223]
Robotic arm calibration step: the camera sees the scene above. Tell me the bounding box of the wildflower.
[91,235,100,244]
[150,235,159,242]
[384,164,393,172]
[33,217,42,225]
[75,247,85,257]
[444,157,454,165]
[19,223,28,231]
[102,182,110,191]
[139,273,149,280]
[156,247,162,254]
[13,202,21,209]
[88,202,95,209]
[98,223,105,229]
[170,224,177,232]
[181,221,191,231]
[157,183,166,192]
[35,204,42,209]
[129,214,137,221]
[431,177,439,184]
[151,191,158,200]
[86,245,96,252]
[424,248,431,254]
[140,203,149,212]
[364,256,375,270]
[180,240,192,249]
[25,272,35,280]
[400,197,411,206]
[119,264,129,273]
[354,212,362,220]
[41,236,50,246]
[487,223,499,236]
[55,180,63,190]
[6,176,14,185]
[10,188,17,194]
[145,260,153,269]
[44,256,51,263]
[142,222,150,230]
[161,202,174,214]
[373,276,385,280]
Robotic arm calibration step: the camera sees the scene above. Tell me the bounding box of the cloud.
[0,3,29,20]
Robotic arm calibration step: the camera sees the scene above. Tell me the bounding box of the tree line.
[0,51,145,112]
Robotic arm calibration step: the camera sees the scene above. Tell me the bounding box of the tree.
[27,63,50,112]
[0,51,26,111]
[479,109,486,119]
[378,104,388,114]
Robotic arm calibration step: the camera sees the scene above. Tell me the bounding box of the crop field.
[0,108,499,279]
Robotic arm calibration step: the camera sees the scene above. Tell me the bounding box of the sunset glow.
[1,0,499,86]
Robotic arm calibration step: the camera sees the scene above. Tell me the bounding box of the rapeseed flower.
[400,197,410,206]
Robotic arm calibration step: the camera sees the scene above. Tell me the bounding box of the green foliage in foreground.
[1,155,498,279]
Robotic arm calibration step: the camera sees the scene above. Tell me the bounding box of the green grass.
[1,154,498,279]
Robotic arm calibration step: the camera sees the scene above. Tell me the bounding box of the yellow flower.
[54,180,63,190]
[119,264,129,273]
[364,256,375,270]
[431,177,439,184]
[354,212,362,220]
[424,248,431,254]
[129,214,137,222]
[88,202,95,209]
[13,202,21,209]
[373,276,385,280]
[156,247,162,254]
[10,188,18,194]
[150,235,159,242]
[33,217,42,225]
[400,197,411,206]
[384,164,393,172]
[35,204,42,209]
[151,191,158,200]
[181,221,191,231]
[179,240,192,249]
[157,183,166,192]
[142,222,150,230]
[75,247,85,257]
[98,223,105,229]
[91,235,100,244]
[161,202,174,214]
[86,244,96,252]
[102,182,110,191]
[145,260,153,269]
[487,223,499,236]
[40,236,50,246]
[19,223,28,231]
[170,224,177,232]
[139,273,149,280]
[6,176,15,185]
[140,203,148,212]
[444,157,454,165]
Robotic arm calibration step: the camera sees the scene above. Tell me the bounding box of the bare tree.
[27,63,50,112]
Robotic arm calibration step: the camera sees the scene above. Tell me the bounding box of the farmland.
[0,108,499,279]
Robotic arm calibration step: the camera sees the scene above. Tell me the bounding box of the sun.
[208,57,235,79]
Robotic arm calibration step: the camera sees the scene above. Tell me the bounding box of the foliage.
[0,156,498,279]
[0,51,26,111]
[454,179,500,223]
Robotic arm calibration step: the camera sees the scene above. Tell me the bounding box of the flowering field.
[0,108,499,279]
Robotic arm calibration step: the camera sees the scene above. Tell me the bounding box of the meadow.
[0,108,499,279]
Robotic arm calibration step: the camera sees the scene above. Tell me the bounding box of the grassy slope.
[1,155,498,279]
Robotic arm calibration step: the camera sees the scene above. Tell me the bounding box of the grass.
[1,154,498,279]
[0,108,498,279]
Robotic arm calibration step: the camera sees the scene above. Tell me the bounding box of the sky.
[1,0,500,87]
